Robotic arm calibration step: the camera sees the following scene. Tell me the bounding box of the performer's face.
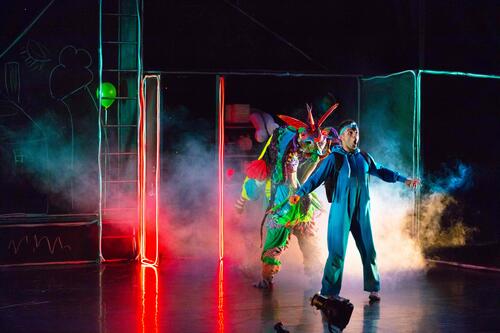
[298,134,326,157]
[341,127,359,152]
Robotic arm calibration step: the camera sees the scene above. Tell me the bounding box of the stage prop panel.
[0,215,98,266]
[360,71,419,236]
[99,0,143,261]
[139,75,161,265]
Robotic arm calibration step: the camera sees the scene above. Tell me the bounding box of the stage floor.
[1,259,499,333]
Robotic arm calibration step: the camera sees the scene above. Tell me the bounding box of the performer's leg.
[350,203,380,293]
[256,225,291,288]
[321,204,350,296]
[294,221,323,278]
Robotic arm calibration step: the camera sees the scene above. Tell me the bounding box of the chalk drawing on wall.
[4,62,21,104]
[48,45,96,209]
[20,40,52,72]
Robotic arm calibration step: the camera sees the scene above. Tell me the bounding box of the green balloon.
[96,82,117,109]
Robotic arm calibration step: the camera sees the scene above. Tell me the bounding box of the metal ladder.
[99,0,142,261]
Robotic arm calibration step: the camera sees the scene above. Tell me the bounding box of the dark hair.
[337,119,357,133]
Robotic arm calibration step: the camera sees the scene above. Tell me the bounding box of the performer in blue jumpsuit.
[290,120,419,301]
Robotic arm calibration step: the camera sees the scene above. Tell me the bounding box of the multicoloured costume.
[295,122,409,296]
[237,104,340,288]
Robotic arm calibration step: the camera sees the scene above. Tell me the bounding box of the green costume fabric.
[241,127,323,279]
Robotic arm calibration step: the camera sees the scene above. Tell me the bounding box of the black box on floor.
[311,294,354,331]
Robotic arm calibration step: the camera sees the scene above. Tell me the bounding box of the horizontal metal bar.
[144,70,362,78]
[103,41,138,45]
[103,124,138,127]
[103,180,137,183]
[112,96,138,100]
[102,152,138,155]
[0,260,98,268]
[102,207,136,210]
[102,235,135,239]
[101,218,137,222]
[362,70,416,81]
[102,13,139,17]
[420,69,500,80]
[0,221,97,228]
[102,258,135,263]
[102,69,139,72]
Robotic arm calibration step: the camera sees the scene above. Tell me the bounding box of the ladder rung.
[104,180,137,183]
[102,13,139,17]
[102,235,135,239]
[110,96,137,100]
[102,219,137,224]
[103,41,138,45]
[102,69,138,72]
[103,124,138,128]
[103,152,138,155]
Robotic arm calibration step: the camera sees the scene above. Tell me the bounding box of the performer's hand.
[405,178,421,189]
[289,195,301,205]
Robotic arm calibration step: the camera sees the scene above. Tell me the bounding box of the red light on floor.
[138,264,159,333]
[217,260,224,333]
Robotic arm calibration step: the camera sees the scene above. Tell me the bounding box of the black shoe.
[368,291,381,302]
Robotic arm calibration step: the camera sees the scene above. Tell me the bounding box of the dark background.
[1,1,498,245]
[2,1,498,77]
[143,0,499,74]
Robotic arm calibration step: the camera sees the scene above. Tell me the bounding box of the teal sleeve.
[367,154,407,183]
[296,154,336,197]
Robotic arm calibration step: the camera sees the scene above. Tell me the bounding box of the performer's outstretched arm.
[367,153,420,188]
[294,153,336,199]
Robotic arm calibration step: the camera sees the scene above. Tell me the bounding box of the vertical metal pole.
[415,70,422,242]
[216,76,225,261]
[139,75,161,266]
[98,0,104,262]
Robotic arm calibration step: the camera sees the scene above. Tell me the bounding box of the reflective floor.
[1,259,499,333]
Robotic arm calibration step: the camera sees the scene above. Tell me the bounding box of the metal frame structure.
[138,75,161,266]
[99,0,499,264]
[98,0,143,262]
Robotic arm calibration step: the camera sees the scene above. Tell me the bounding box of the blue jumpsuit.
[296,146,407,296]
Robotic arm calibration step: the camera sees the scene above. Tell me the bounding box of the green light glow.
[362,68,499,240]
[361,70,421,238]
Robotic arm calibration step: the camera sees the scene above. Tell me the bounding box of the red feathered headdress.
[277,103,339,142]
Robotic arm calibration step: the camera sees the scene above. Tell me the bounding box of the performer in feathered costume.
[236,103,340,289]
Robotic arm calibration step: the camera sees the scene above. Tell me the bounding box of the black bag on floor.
[311,294,354,331]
